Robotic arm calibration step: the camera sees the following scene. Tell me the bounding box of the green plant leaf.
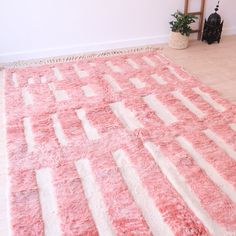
[169,11,198,36]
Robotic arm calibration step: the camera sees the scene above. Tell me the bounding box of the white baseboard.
[223,27,236,36]
[0,35,169,63]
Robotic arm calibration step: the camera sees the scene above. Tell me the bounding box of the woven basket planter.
[169,31,189,49]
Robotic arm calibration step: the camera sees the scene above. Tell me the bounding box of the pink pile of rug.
[1,49,236,235]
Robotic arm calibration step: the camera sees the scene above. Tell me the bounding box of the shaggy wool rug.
[1,48,236,236]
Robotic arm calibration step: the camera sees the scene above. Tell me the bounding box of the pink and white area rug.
[1,48,236,236]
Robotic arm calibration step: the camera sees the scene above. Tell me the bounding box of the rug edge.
[0,69,11,236]
[0,45,162,69]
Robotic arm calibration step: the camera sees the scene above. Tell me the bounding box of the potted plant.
[169,11,197,49]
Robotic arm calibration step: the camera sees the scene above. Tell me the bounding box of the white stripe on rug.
[81,85,96,97]
[0,70,11,236]
[48,82,56,91]
[40,76,47,84]
[28,77,35,85]
[52,67,63,81]
[51,114,68,146]
[110,101,143,131]
[154,55,167,64]
[167,66,185,81]
[36,168,62,236]
[104,75,122,92]
[48,82,69,102]
[73,64,89,78]
[76,109,100,140]
[126,58,139,69]
[12,73,19,88]
[229,123,236,132]
[106,61,122,73]
[129,77,146,89]
[192,87,226,112]
[142,56,155,67]
[172,90,205,119]
[113,149,173,236]
[150,74,167,85]
[144,141,226,236]
[48,82,69,101]
[22,87,33,106]
[23,117,35,152]
[203,129,236,161]
[75,159,115,236]
[54,90,69,102]
[176,136,236,204]
[143,94,177,125]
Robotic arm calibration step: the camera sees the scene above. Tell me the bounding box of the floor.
[162,35,236,104]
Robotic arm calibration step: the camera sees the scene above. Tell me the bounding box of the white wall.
[0,0,235,62]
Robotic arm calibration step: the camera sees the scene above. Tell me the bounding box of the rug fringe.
[1,45,162,68]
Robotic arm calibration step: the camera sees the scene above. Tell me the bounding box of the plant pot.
[169,31,189,49]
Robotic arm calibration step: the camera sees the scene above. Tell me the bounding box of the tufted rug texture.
[1,49,236,236]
